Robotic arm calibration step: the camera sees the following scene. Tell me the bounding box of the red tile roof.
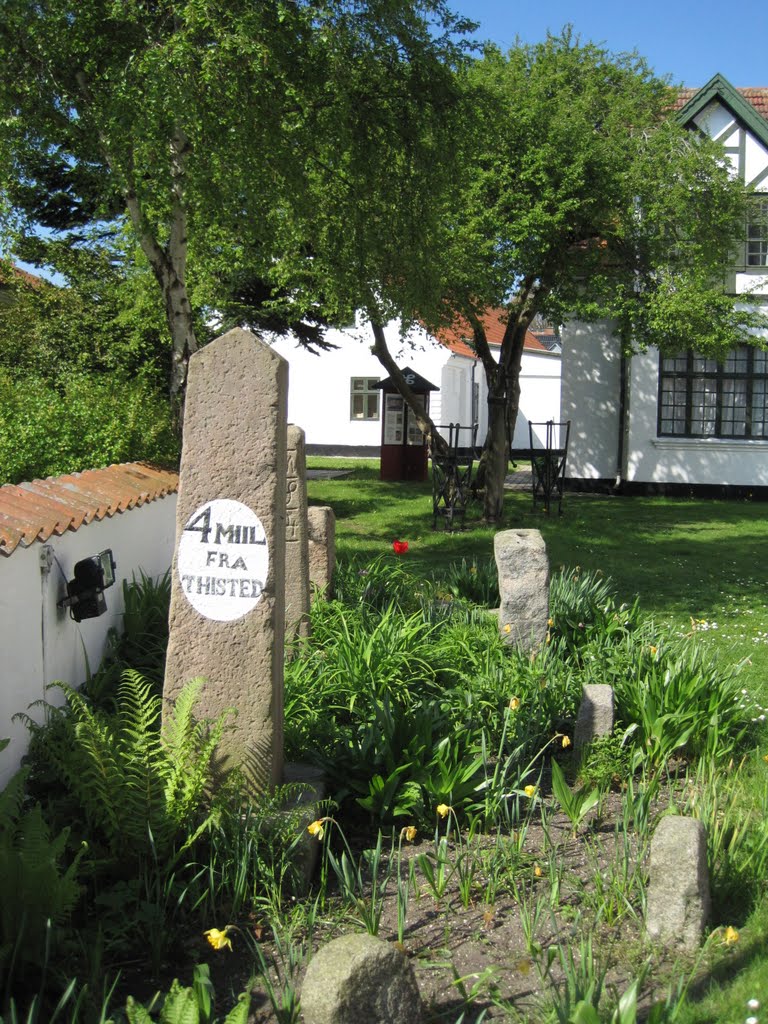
[0,462,179,557]
[436,309,550,359]
[674,87,768,121]
[0,265,45,289]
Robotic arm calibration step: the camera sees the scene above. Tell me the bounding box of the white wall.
[559,320,621,479]
[1,496,177,788]
[269,320,562,451]
[269,321,451,448]
[625,346,768,487]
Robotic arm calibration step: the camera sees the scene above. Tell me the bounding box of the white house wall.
[1,497,176,788]
[269,322,450,448]
[559,320,621,480]
[625,347,768,487]
[269,320,561,451]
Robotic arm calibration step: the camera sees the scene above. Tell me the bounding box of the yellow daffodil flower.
[534,864,543,877]
[404,825,417,842]
[650,646,657,655]
[509,696,521,711]
[524,785,536,799]
[724,925,739,945]
[307,819,325,841]
[204,927,233,952]
[503,623,512,634]
[561,735,572,748]
[436,803,452,818]
[547,618,554,627]
[763,754,768,764]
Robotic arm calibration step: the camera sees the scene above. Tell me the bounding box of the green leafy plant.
[550,758,600,836]
[0,769,85,1006]
[125,964,249,1024]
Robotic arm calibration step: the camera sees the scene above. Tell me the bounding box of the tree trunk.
[482,392,509,521]
[370,321,448,454]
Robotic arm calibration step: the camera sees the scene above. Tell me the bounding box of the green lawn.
[308,458,768,701]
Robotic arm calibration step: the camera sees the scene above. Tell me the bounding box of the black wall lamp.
[58,549,117,622]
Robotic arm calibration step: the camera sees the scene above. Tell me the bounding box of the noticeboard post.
[375,368,438,482]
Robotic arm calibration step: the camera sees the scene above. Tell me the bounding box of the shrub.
[0,370,178,484]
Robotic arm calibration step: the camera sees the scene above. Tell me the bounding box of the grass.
[307,456,768,700]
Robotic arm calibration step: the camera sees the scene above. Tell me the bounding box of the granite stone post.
[646,815,710,950]
[285,425,310,641]
[163,328,288,790]
[494,529,549,652]
[301,934,423,1024]
[308,505,336,597]
[574,684,615,755]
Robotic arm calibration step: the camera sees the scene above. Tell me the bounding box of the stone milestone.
[285,425,310,641]
[494,529,549,652]
[307,504,336,597]
[574,684,615,754]
[301,933,423,1024]
[163,328,288,790]
[646,815,710,950]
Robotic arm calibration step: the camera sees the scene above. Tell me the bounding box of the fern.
[0,775,85,996]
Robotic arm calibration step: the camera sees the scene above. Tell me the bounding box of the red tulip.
[392,539,409,555]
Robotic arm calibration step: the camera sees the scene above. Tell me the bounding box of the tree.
[0,0,473,417]
[0,234,179,482]
[415,33,767,520]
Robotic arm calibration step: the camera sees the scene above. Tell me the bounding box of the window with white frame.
[746,198,768,267]
[658,346,768,439]
[350,377,380,420]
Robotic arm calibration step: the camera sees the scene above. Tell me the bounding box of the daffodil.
[763,754,768,764]
[204,926,234,952]
[547,618,554,627]
[533,863,543,877]
[503,623,512,634]
[404,825,417,842]
[436,803,452,818]
[650,646,657,655]
[561,735,572,748]
[307,819,325,840]
[524,785,536,799]
[509,696,521,711]
[723,925,739,945]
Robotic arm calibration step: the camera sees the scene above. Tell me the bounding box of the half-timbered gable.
[561,74,768,494]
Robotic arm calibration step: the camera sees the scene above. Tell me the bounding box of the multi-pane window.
[746,199,768,267]
[350,377,380,421]
[658,346,768,439]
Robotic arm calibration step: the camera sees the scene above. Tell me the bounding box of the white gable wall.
[559,319,621,480]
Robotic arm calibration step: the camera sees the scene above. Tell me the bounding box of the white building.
[561,74,768,494]
[268,312,562,455]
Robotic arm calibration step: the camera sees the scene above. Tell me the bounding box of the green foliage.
[433,556,499,607]
[22,673,232,864]
[679,756,768,920]
[286,560,582,826]
[578,731,632,791]
[0,771,84,1002]
[548,568,641,661]
[0,369,178,484]
[125,964,249,1024]
[550,758,600,835]
[83,571,172,709]
[609,642,750,768]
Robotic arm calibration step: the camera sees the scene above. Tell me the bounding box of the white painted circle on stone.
[177,499,269,621]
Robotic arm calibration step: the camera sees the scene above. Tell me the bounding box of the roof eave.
[675,72,768,150]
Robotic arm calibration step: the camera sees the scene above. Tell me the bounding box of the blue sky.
[448,0,768,86]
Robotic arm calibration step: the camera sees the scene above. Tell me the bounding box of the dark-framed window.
[747,198,768,268]
[350,377,380,421]
[658,346,768,439]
